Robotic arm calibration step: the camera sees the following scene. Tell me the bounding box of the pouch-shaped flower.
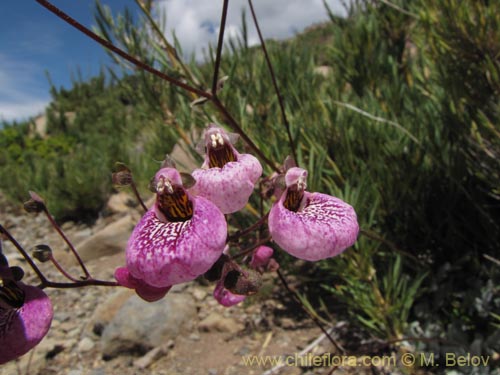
[126,167,227,287]
[190,125,262,214]
[0,265,53,364]
[268,167,359,261]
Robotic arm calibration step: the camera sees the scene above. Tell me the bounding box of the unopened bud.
[32,244,53,262]
[10,266,24,281]
[112,163,133,186]
[223,268,262,296]
[24,191,46,213]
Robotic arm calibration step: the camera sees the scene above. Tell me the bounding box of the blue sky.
[0,0,345,123]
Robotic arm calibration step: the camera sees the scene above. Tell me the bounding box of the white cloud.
[155,0,346,60]
[0,54,50,123]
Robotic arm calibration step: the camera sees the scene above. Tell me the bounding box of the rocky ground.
[0,192,411,375]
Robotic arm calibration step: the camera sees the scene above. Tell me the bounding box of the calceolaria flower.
[190,125,262,214]
[0,255,53,364]
[125,167,227,288]
[268,167,359,261]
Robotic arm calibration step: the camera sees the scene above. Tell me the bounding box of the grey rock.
[73,213,138,263]
[101,293,196,359]
[77,337,95,352]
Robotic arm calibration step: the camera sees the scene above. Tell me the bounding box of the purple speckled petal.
[191,153,262,214]
[114,267,171,302]
[250,246,274,269]
[269,191,359,261]
[0,282,53,364]
[213,280,246,307]
[126,196,227,287]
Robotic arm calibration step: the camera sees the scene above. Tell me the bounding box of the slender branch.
[277,269,345,354]
[212,97,279,172]
[0,225,48,284]
[228,211,269,241]
[130,179,148,213]
[133,0,200,89]
[1,225,118,289]
[35,0,210,99]
[230,236,272,261]
[331,100,421,145]
[40,205,90,279]
[377,0,419,18]
[49,254,80,282]
[40,279,119,289]
[248,0,297,163]
[211,0,230,95]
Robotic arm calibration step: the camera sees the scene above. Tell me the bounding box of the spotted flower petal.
[0,266,53,365]
[190,125,262,214]
[114,267,171,302]
[268,168,359,261]
[213,280,246,307]
[126,168,227,288]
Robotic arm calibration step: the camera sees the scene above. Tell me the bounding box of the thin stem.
[230,236,272,261]
[41,206,91,279]
[35,0,210,99]
[0,225,48,284]
[130,179,148,213]
[228,211,269,241]
[133,0,200,89]
[49,254,80,282]
[211,0,230,95]
[40,279,119,289]
[212,97,280,172]
[248,0,297,163]
[276,269,345,354]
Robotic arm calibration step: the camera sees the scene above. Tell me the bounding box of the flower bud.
[23,198,45,213]
[31,244,53,262]
[10,266,24,281]
[112,163,133,187]
[223,268,262,296]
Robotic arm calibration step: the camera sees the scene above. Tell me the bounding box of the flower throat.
[157,187,194,222]
[208,143,237,168]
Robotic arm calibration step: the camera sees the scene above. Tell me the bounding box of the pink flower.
[126,167,227,288]
[213,280,246,307]
[190,125,262,214]
[114,267,171,302]
[268,167,359,261]
[0,265,53,365]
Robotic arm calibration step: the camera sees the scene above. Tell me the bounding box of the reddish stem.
[211,0,230,95]
[41,206,91,279]
[228,211,269,242]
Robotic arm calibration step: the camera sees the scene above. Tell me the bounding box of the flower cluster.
[116,124,359,305]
